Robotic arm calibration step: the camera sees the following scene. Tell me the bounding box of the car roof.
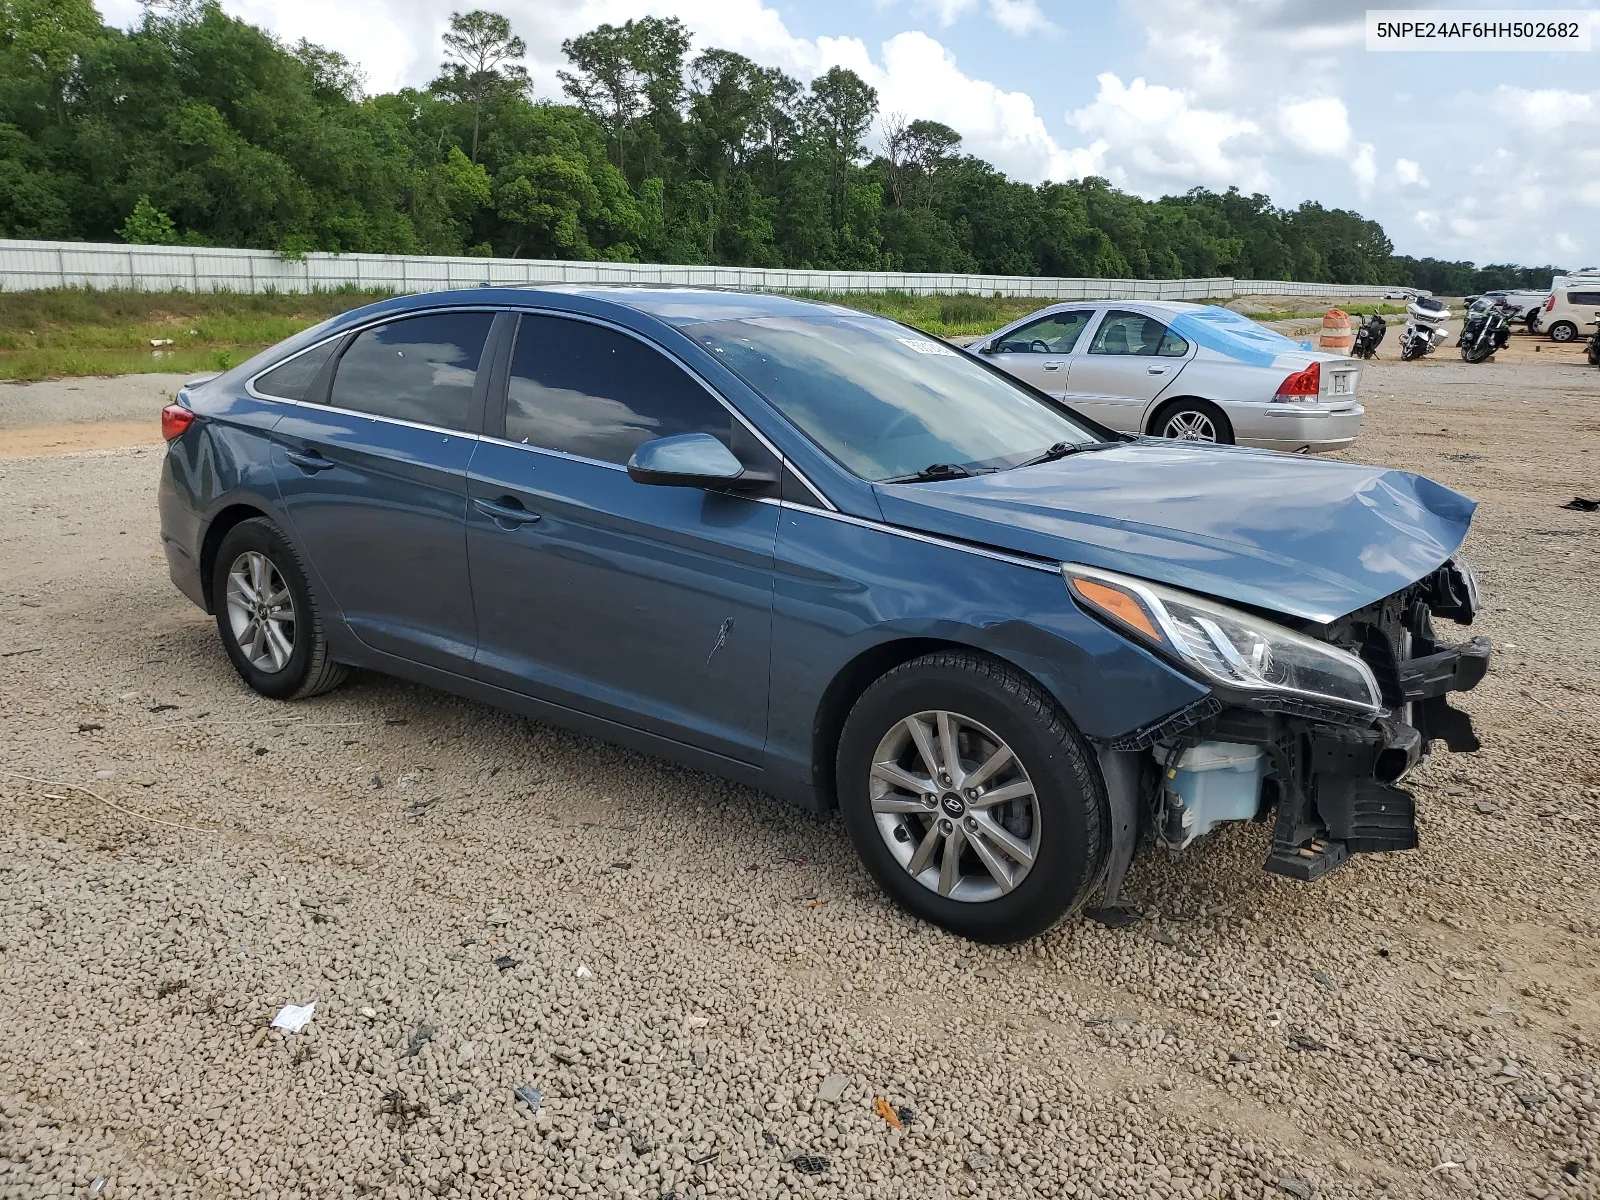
[472,283,862,327]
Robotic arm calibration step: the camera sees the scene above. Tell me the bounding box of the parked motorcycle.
[1400,296,1452,361]
[1458,297,1512,363]
[1587,311,1600,367]
[1350,309,1388,359]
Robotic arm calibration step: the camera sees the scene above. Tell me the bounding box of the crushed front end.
[1066,558,1489,891]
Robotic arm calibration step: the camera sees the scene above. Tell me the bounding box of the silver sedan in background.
[973,301,1364,453]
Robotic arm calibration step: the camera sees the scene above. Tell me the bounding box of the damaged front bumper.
[1098,558,1490,896]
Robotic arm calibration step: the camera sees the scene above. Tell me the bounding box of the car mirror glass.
[627,432,765,490]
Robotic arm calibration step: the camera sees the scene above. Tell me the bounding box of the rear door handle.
[1147,367,1167,375]
[473,496,541,527]
[1043,361,1065,371]
[283,449,335,473]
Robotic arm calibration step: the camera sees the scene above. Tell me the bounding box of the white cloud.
[1394,158,1427,188]
[889,0,1056,35]
[988,0,1055,36]
[1350,142,1376,198]
[827,32,1075,181]
[1279,98,1351,159]
[1062,73,1268,195]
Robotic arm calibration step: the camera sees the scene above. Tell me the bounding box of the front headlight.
[1062,563,1381,715]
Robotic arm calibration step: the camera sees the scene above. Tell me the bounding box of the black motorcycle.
[1458,297,1512,363]
[1587,311,1600,367]
[1350,309,1387,359]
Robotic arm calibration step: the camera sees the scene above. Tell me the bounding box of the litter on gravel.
[269,1002,315,1033]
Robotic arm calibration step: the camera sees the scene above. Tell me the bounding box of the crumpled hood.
[872,441,1478,623]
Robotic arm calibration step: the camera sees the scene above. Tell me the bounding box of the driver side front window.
[994,311,1091,354]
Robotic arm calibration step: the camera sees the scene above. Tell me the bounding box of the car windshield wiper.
[884,462,994,484]
[1017,440,1119,468]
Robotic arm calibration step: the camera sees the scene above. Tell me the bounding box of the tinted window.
[328,312,493,430]
[994,311,1092,354]
[255,339,338,401]
[1087,310,1189,358]
[682,313,1096,482]
[505,315,730,464]
[1568,291,1600,305]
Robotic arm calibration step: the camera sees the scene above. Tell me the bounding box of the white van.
[1537,275,1600,342]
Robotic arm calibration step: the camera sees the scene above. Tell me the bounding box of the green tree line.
[0,0,1564,291]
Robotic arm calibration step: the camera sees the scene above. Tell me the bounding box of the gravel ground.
[1,356,1597,1200]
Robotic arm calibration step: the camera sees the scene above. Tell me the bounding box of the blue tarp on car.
[1167,306,1313,367]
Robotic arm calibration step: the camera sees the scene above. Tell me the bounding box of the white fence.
[0,238,1396,300]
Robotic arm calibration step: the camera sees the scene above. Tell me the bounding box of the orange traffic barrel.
[1319,307,1352,352]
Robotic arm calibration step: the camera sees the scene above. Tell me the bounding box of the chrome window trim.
[244,304,500,420]
[243,331,346,404]
[245,300,838,507]
[501,304,837,511]
[777,501,1058,574]
[282,400,481,441]
[474,432,784,509]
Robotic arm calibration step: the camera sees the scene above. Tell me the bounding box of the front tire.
[1549,320,1578,343]
[836,651,1107,943]
[1150,398,1234,445]
[212,517,348,700]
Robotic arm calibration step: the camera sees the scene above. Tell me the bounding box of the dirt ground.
[0,348,1597,1200]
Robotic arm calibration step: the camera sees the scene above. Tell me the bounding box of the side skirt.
[323,638,829,814]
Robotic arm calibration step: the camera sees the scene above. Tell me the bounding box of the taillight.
[1544,294,1556,311]
[1274,361,1320,400]
[161,404,195,441]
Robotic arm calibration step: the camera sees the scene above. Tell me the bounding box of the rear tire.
[212,517,348,701]
[836,651,1107,943]
[1149,398,1234,445]
[1549,321,1578,343]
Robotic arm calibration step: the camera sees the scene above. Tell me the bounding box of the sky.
[96,0,1600,267]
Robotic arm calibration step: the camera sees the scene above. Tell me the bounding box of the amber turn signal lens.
[1069,577,1164,643]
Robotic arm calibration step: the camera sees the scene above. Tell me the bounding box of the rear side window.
[504,315,731,465]
[254,339,338,401]
[328,311,494,430]
[1567,291,1600,305]
[1088,310,1189,357]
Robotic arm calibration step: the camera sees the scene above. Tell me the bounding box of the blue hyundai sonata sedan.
[158,287,1489,941]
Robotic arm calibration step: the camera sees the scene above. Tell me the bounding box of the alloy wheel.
[225,550,297,673]
[1161,410,1218,442]
[868,710,1041,903]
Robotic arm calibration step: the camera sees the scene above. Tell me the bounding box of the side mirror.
[627,432,774,490]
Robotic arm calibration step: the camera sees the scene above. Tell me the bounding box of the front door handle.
[473,496,541,528]
[284,449,335,473]
[1043,361,1065,371]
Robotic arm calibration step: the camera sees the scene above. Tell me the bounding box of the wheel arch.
[811,637,1060,811]
[198,503,272,613]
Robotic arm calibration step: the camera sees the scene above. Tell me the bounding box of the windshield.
[680,312,1097,482]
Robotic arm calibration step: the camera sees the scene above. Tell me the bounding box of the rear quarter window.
[253,339,338,401]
